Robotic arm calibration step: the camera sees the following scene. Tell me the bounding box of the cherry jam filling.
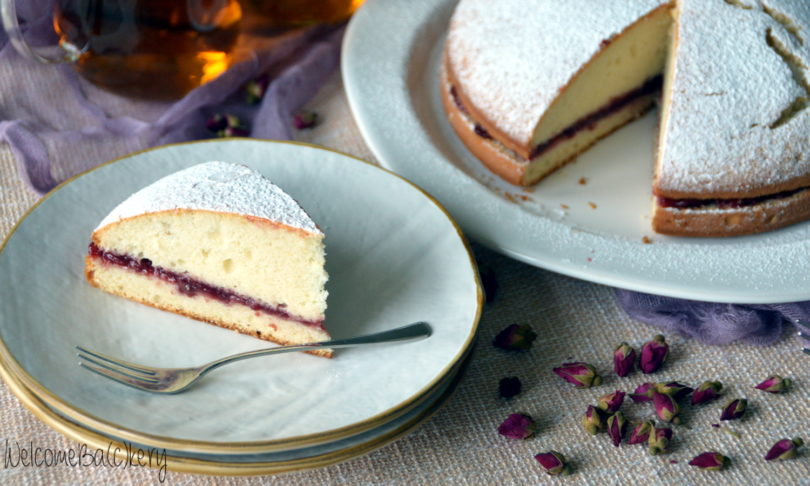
[657,187,805,210]
[449,75,663,160]
[88,243,324,330]
[529,75,663,159]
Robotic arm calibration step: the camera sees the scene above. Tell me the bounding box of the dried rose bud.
[494,324,537,351]
[606,411,627,447]
[692,380,723,405]
[689,452,730,470]
[652,391,681,424]
[205,113,228,132]
[293,110,318,130]
[245,73,270,104]
[764,438,804,461]
[655,381,693,401]
[477,261,498,303]
[534,451,571,476]
[497,413,537,440]
[720,398,747,421]
[552,362,602,388]
[206,113,249,137]
[499,376,522,399]
[630,382,656,403]
[755,375,792,394]
[597,390,625,413]
[640,335,669,374]
[648,426,673,455]
[218,126,250,138]
[613,342,636,377]
[582,405,605,435]
[628,420,654,445]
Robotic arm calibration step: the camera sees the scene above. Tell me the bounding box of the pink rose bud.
[755,375,792,394]
[245,73,270,104]
[293,110,319,130]
[597,390,626,413]
[613,342,636,377]
[689,451,730,470]
[606,411,627,447]
[720,398,747,421]
[648,426,673,455]
[628,420,654,445]
[764,438,804,461]
[630,382,656,403]
[493,324,537,351]
[205,113,228,132]
[206,113,249,137]
[477,261,498,303]
[640,335,669,374]
[582,405,605,435]
[534,451,571,476]
[497,413,537,440]
[652,391,681,424]
[498,376,522,399]
[655,381,693,401]
[219,126,250,138]
[552,362,602,388]
[691,380,723,405]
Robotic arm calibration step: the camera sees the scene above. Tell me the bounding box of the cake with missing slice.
[443,0,810,237]
[85,161,332,357]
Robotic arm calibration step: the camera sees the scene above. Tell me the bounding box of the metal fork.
[76,321,432,394]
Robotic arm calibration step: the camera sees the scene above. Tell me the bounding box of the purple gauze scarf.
[0,2,344,194]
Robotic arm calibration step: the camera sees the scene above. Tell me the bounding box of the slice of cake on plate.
[85,161,332,357]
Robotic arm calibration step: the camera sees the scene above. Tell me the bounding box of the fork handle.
[203,321,432,373]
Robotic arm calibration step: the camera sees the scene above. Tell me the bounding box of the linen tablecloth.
[0,75,808,485]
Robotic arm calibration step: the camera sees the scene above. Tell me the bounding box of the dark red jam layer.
[88,243,324,330]
[529,75,662,159]
[449,75,663,160]
[657,186,806,210]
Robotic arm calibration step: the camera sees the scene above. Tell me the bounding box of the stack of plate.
[0,140,482,475]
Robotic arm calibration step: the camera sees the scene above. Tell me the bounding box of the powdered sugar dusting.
[97,161,321,234]
[658,0,810,197]
[446,0,668,146]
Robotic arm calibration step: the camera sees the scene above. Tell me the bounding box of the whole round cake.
[442,0,810,237]
[85,161,332,357]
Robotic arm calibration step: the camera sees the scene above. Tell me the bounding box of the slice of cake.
[443,0,672,186]
[85,161,332,357]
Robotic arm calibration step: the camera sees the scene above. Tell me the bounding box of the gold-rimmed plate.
[0,342,471,475]
[0,139,482,454]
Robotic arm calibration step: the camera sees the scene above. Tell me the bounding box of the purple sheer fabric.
[0,4,344,194]
[616,289,810,348]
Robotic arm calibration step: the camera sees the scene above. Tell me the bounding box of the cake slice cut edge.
[85,162,332,357]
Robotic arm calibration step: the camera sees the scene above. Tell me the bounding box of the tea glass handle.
[0,0,82,63]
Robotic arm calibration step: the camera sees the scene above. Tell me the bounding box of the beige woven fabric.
[0,75,808,486]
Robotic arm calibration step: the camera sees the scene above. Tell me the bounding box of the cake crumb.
[642,236,652,244]
[560,203,569,209]
[586,257,592,262]
[518,194,529,201]
[578,177,587,185]
[587,202,597,209]
[505,193,516,203]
